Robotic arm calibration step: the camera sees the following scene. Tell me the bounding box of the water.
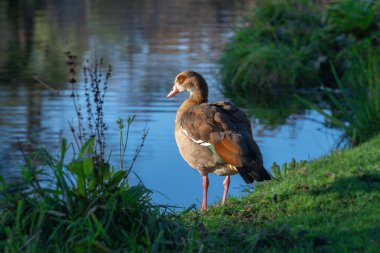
[0,0,341,207]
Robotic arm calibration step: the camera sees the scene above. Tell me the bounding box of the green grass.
[220,0,380,94]
[220,0,323,94]
[3,133,379,252]
[2,124,379,253]
[183,135,380,252]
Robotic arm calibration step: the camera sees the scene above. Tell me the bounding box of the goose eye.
[177,74,186,84]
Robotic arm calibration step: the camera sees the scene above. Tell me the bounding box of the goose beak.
[166,84,179,98]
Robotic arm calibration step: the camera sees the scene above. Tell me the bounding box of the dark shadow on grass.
[316,227,380,252]
[310,172,380,196]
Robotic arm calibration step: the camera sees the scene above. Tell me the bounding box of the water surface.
[0,0,341,207]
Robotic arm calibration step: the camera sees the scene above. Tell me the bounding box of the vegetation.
[220,0,380,147]
[299,50,380,147]
[183,135,380,252]
[0,138,163,252]
[220,0,380,94]
[2,118,379,252]
[220,0,323,94]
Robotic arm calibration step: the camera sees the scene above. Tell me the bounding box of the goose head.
[166,70,208,103]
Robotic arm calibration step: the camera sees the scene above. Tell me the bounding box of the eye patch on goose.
[177,74,186,84]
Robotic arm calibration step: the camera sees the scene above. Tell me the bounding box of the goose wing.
[181,101,271,183]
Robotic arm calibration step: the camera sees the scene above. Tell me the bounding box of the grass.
[0,139,189,252]
[2,134,379,252]
[220,0,323,94]
[183,135,380,252]
[298,49,380,147]
[220,0,380,94]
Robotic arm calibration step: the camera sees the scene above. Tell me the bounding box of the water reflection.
[0,0,340,207]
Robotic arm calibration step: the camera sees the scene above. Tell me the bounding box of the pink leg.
[222,175,230,205]
[201,175,209,211]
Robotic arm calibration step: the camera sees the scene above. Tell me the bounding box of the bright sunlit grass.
[184,135,380,252]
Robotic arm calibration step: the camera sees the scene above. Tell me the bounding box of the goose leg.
[222,175,230,205]
[201,175,209,211]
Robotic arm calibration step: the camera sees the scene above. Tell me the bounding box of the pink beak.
[166,84,179,98]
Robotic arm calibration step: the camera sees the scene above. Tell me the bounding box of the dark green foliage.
[298,50,380,146]
[325,0,380,84]
[220,0,380,93]
[0,139,193,252]
[220,0,323,94]
[324,0,379,37]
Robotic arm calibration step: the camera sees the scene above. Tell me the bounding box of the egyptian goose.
[167,71,271,211]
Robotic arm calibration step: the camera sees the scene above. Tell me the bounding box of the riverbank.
[183,135,380,252]
[1,137,379,252]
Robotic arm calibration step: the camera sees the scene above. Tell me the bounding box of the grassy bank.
[183,135,380,252]
[3,125,379,252]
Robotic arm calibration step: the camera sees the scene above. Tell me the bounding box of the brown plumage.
[167,70,271,210]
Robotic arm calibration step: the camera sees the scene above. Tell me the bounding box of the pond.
[0,0,341,208]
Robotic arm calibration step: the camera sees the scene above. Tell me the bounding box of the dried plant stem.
[71,86,83,149]
[68,120,80,151]
[65,51,83,149]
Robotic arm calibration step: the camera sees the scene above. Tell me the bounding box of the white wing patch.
[181,128,211,146]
